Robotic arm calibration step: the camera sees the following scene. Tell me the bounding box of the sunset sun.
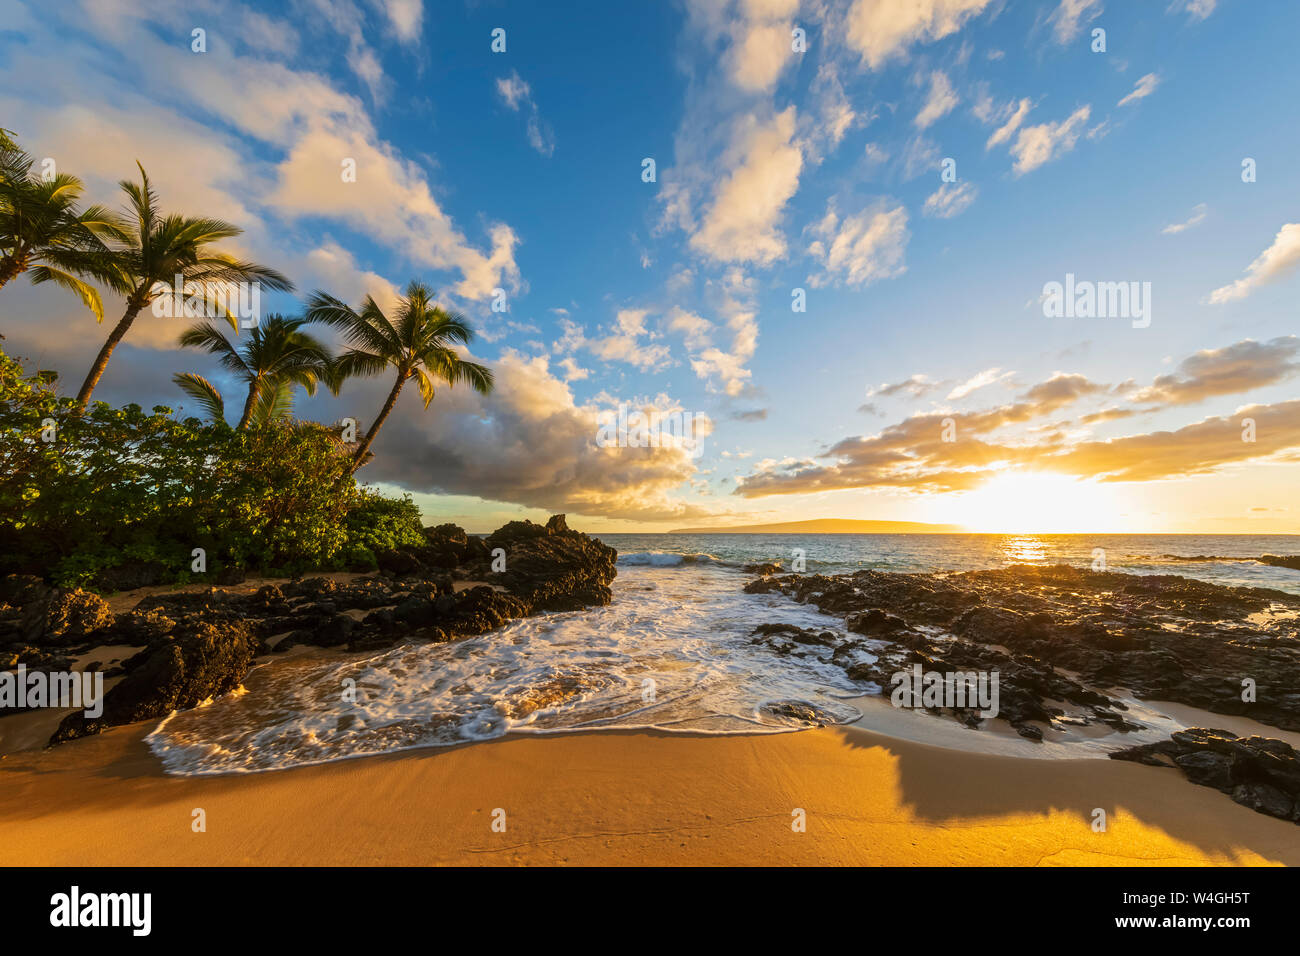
[959,472,1128,534]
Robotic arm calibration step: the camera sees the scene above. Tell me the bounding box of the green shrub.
[0,348,423,589]
[337,490,426,570]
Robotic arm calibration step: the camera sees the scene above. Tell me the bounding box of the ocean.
[145,534,1299,775]
[605,532,1300,594]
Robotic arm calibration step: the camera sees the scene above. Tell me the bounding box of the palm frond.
[172,372,227,424]
[251,379,295,426]
[27,265,105,321]
[177,320,247,370]
[332,348,392,381]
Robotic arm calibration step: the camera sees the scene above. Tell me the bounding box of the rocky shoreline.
[1,515,616,745]
[744,562,1300,822]
[7,537,1300,825]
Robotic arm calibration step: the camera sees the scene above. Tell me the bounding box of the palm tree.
[72,162,293,411]
[172,372,300,429]
[0,131,123,319]
[304,281,494,471]
[175,314,332,429]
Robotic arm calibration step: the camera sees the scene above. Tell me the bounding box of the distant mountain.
[667,518,964,534]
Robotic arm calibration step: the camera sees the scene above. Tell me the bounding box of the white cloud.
[367,351,711,521]
[300,242,402,312]
[586,308,673,371]
[380,0,424,43]
[299,0,391,101]
[807,200,909,288]
[557,357,590,382]
[737,0,801,73]
[730,20,794,91]
[240,10,300,55]
[1209,223,1300,304]
[526,115,556,157]
[923,181,978,219]
[552,318,587,354]
[970,84,999,123]
[803,62,859,161]
[15,6,525,303]
[1008,105,1091,175]
[667,271,762,397]
[901,135,941,179]
[269,125,521,299]
[689,108,804,265]
[1169,0,1216,21]
[1162,203,1207,235]
[667,307,715,350]
[985,97,1032,149]
[914,71,959,129]
[845,0,994,69]
[496,70,555,156]
[1118,72,1161,107]
[947,367,1013,400]
[869,374,941,399]
[1049,0,1104,44]
[496,72,531,110]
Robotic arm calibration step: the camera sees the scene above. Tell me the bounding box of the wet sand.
[1,720,1295,866]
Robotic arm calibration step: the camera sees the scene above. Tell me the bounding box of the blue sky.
[2,0,1298,532]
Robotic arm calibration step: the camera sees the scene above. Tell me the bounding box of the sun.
[958,472,1129,534]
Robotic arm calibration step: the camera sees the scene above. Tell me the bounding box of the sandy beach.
[2,720,1295,867]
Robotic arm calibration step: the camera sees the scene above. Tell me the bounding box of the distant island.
[668,518,964,534]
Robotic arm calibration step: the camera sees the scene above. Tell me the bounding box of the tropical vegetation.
[0,130,493,590]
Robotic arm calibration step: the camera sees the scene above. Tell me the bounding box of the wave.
[617,551,728,566]
[144,566,866,774]
[615,551,845,570]
[1155,553,1300,570]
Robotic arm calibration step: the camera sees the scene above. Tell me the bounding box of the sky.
[1,0,1298,533]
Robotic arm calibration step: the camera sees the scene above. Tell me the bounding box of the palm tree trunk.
[74,302,143,411]
[351,374,406,472]
[237,378,262,430]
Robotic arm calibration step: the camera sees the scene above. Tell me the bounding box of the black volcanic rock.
[743,563,1300,737]
[478,517,618,612]
[484,519,551,550]
[1111,728,1300,823]
[18,587,115,646]
[1260,554,1300,571]
[51,619,259,743]
[19,514,620,747]
[844,608,913,639]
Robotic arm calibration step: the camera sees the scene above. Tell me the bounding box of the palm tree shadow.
[831,725,1299,864]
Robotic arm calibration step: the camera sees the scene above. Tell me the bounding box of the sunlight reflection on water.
[1000,535,1048,564]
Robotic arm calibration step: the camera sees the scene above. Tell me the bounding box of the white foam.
[146,563,863,775]
[616,551,725,566]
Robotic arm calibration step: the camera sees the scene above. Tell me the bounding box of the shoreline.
[1,719,1295,866]
[6,535,1300,864]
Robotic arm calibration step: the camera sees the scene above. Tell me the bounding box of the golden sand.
[0,720,1294,866]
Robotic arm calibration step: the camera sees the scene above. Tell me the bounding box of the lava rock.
[1111,728,1300,823]
[51,619,259,743]
[20,588,115,646]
